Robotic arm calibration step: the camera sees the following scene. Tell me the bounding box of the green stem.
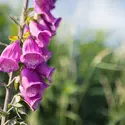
[1,73,13,125]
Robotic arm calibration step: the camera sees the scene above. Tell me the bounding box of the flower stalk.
[1,0,29,124]
[0,0,61,124]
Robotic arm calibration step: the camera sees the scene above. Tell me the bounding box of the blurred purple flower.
[36,62,55,83]
[0,40,21,73]
[20,67,49,110]
[21,36,44,69]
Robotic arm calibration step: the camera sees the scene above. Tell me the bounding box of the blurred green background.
[1,0,125,125]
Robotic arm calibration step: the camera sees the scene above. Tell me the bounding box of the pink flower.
[20,67,49,111]
[21,36,44,69]
[0,40,21,72]
[41,47,52,61]
[33,0,62,34]
[36,62,55,83]
[34,0,56,14]
[29,21,51,48]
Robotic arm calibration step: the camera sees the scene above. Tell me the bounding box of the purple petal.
[29,21,52,47]
[41,47,53,61]
[41,14,62,35]
[36,30,51,47]
[34,0,56,14]
[1,40,21,62]
[29,20,49,34]
[21,36,44,69]
[21,67,42,88]
[36,63,55,83]
[0,57,19,73]
[26,82,49,98]
[21,53,44,69]
[20,85,42,111]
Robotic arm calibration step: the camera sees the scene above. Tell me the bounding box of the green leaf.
[14,76,20,90]
[23,32,30,39]
[5,116,17,125]
[13,103,23,108]
[27,7,34,13]
[65,111,80,121]
[20,121,28,125]
[14,95,21,103]
[18,109,27,116]
[0,109,8,117]
[26,16,34,24]
[14,82,19,91]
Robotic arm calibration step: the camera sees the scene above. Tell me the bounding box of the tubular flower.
[41,47,52,61]
[20,67,49,110]
[0,40,21,72]
[41,12,62,29]
[33,0,62,33]
[29,21,51,48]
[34,0,56,14]
[38,16,61,36]
[36,62,55,83]
[21,36,44,69]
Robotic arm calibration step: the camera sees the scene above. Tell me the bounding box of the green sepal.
[26,16,34,24]
[9,36,19,42]
[23,31,30,40]
[27,7,34,13]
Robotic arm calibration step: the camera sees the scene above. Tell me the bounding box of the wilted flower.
[36,62,55,83]
[20,67,49,110]
[0,40,21,72]
[21,36,44,69]
[29,21,51,48]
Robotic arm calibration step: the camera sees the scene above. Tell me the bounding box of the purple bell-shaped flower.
[20,67,49,110]
[0,40,21,73]
[21,36,44,69]
[36,62,55,83]
[29,21,51,48]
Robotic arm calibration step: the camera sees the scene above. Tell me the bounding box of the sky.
[0,0,125,46]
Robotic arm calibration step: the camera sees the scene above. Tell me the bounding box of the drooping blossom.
[20,67,49,110]
[36,62,55,83]
[41,47,52,61]
[38,16,61,36]
[34,0,56,14]
[0,40,21,72]
[33,0,62,33]
[29,21,51,47]
[20,36,44,69]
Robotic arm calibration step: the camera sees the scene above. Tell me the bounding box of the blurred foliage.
[1,3,125,125]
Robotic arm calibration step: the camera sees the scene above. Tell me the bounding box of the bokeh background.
[1,0,125,125]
